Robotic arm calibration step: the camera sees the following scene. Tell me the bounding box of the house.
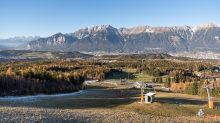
[214,69,220,72]
[205,75,217,82]
[185,69,193,73]
[208,78,216,82]
[193,71,202,77]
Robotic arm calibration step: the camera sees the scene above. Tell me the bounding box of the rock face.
[22,23,220,53]
[26,33,78,51]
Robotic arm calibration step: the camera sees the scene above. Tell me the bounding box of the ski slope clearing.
[0,82,219,122]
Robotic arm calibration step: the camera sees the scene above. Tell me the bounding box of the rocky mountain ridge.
[17,23,220,53]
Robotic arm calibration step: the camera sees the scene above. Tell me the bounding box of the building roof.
[145,92,155,96]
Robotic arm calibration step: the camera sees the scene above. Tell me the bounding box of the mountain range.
[7,23,220,53]
[0,36,40,47]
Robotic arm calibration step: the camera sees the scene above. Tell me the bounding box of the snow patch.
[0,90,84,101]
[84,79,99,84]
[145,29,154,33]
[191,22,218,32]
[214,36,220,40]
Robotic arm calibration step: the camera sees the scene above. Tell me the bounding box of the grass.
[86,83,220,117]
[106,68,167,83]
[117,101,220,118]
[1,82,220,121]
[85,82,220,117]
[125,68,138,73]
[23,52,53,57]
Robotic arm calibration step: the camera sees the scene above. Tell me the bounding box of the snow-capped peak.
[81,25,113,33]
[191,22,218,32]
[69,25,116,39]
[6,35,40,41]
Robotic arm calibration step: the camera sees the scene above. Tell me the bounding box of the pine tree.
[159,77,163,83]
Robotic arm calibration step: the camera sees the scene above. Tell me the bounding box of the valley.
[2,0,220,122]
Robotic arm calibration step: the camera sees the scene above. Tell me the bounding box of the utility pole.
[205,85,211,102]
[141,59,144,102]
[128,72,129,91]
[120,78,121,92]
[171,72,173,83]
[141,59,143,86]
[128,72,130,99]
[204,84,213,108]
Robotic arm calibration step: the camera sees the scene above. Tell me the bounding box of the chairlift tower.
[204,85,211,102]
[142,59,143,87]
[120,78,121,92]
[204,84,213,108]
[141,59,144,102]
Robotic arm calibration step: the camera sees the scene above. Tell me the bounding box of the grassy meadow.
[0,82,220,122]
[106,68,167,82]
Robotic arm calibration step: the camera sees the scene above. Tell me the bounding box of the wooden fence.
[207,114,220,120]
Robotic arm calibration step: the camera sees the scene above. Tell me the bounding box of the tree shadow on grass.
[48,98,138,109]
[147,89,210,105]
[155,97,208,105]
[106,72,135,80]
[86,85,110,90]
[0,88,214,110]
[0,89,139,110]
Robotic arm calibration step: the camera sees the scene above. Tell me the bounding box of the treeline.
[170,81,220,97]
[108,60,212,84]
[0,58,214,96]
[101,53,202,61]
[0,75,82,96]
[142,60,213,72]
[108,59,213,72]
[151,69,200,85]
[0,66,85,96]
[163,70,200,87]
[152,77,163,83]
[0,60,119,80]
[102,53,172,59]
[0,60,122,96]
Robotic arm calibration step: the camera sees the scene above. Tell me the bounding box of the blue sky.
[0,0,219,39]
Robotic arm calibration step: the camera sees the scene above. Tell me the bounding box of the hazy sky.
[0,0,219,39]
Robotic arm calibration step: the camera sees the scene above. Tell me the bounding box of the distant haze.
[0,36,40,47]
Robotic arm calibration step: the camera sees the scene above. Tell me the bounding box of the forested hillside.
[0,60,120,96]
[0,57,215,97]
[107,59,213,85]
